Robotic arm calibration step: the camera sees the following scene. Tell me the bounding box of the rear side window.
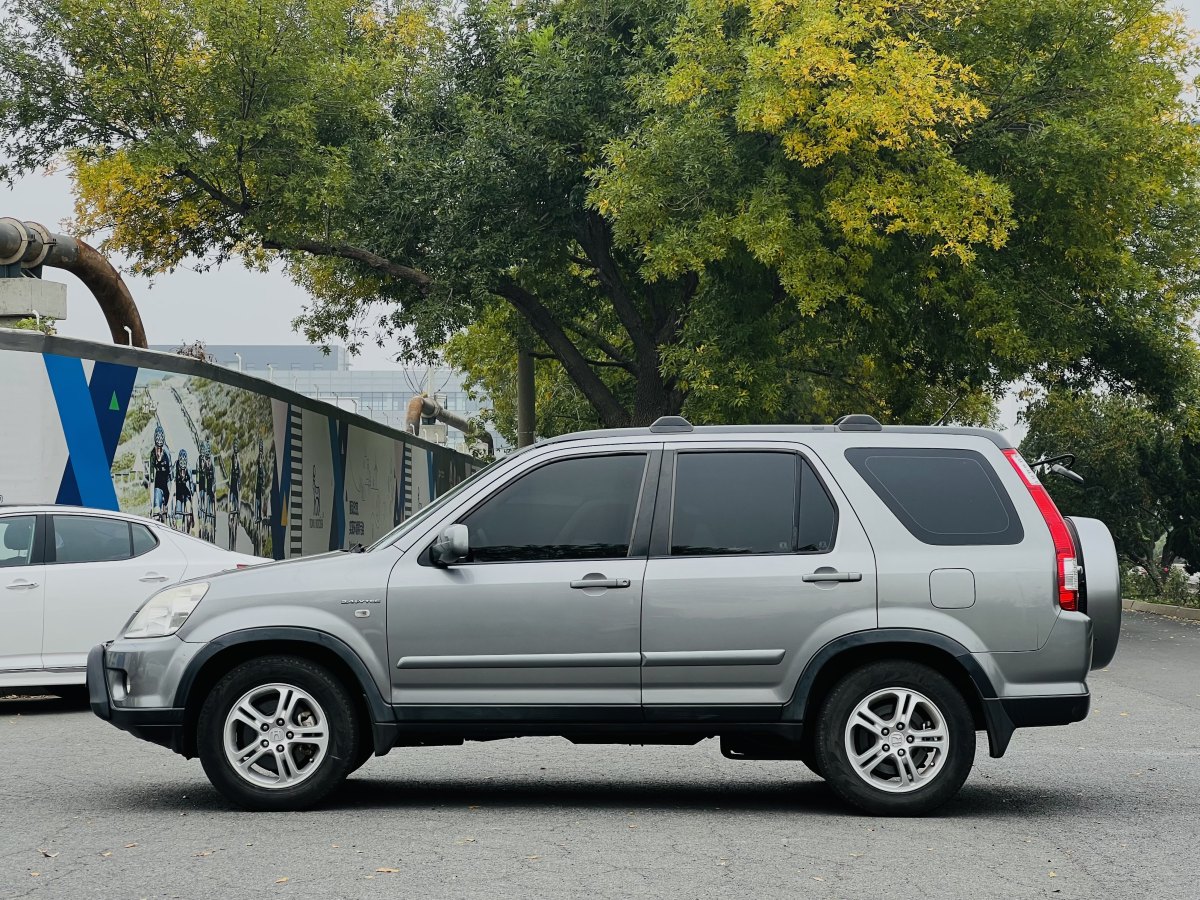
[132,524,158,557]
[845,448,1023,546]
[669,452,836,555]
[51,515,133,564]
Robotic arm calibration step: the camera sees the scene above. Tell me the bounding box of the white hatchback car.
[0,506,265,692]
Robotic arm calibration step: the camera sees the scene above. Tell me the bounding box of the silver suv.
[88,415,1121,815]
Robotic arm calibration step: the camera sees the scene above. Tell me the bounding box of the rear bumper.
[87,643,185,752]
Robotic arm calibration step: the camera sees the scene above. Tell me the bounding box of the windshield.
[366,455,507,551]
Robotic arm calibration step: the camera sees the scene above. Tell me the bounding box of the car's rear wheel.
[815,660,974,815]
[196,656,359,811]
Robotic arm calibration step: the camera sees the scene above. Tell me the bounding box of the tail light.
[1003,449,1079,611]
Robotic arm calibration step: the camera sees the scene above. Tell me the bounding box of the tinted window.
[52,516,133,564]
[132,524,158,557]
[0,515,36,568]
[671,452,835,555]
[845,448,1023,545]
[798,460,837,552]
[463,454,647,562]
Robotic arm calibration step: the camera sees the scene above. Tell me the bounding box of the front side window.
[0,515,36,568]
[51,516,133,564]
[462,454,648,562]
[845,447,1023,546]
[669,452,836,556]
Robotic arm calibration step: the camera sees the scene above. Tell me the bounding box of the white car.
[0,506,265,692]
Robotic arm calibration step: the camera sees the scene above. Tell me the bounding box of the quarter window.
[132,524,158,557]
[462,454,647,562]
[669,452,836,556]
[51,516,134,564]
[0,515,37,568]
[845,447,1023,546]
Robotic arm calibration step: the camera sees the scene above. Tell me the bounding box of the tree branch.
[174,166,250,214]
[493,279,630,427]
[529,351,629,369]
[263,236,433,291]
[563,321,635,369]
[577,212,658,368]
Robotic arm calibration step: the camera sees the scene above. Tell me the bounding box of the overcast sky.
[4,2,1200,372]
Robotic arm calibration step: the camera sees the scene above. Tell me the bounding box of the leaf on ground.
[275,877,289,884]
[455,838,476,845]
[812,875,825,881]
[124,843,138,849]
[30,872,40,877]
[1049,872,1057,878]
[37,849,58,858]
[526,856,541,861]
[194,850,215,857]
[376,868,400,874]
[100,851,112,858]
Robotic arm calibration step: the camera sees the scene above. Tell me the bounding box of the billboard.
[0,331,480,559]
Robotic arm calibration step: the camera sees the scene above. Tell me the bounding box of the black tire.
[196,655,360,811]
[815,660,974,816]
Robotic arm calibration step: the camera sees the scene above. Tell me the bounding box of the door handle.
[570,577,632,590]
[802,571,862,583]
[139,573,169,583]
[6,580,38,590]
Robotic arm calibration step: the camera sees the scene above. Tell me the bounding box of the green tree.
[1021,389,1200,589]
[2,0,1199,436]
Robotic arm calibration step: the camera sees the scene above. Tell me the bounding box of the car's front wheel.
[815,660,974,815]
[196,656,360,811]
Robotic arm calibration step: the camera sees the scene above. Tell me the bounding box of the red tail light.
[1003,449,1079,612]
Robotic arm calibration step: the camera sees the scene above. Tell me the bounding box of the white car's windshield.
[366,454,508,551]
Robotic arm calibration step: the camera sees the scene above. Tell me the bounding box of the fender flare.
[173,627,393,728]
[782,628,1015,758]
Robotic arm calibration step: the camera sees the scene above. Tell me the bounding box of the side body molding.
[783,628,1014,758]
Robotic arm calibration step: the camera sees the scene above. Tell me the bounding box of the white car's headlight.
[125,582,210,638]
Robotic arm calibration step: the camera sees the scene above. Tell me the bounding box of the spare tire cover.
[1067,516,1121,669]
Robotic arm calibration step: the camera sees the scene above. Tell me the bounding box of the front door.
[0,514,45,678]
[640,442,878,712]
[387,450,658,711]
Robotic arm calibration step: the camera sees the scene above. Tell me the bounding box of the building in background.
[151,344,498,453]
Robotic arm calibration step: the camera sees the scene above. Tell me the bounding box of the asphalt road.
[2,611,1198,900]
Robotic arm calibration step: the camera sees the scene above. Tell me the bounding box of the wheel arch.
[784,629,1014,758]
[174,628,390,759]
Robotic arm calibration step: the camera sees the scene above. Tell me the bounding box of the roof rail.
[649,415,694,433]
[835,414,883,432]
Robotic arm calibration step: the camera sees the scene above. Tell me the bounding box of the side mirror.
[431,523,469,567]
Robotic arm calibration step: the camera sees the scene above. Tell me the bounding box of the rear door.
[640,441,877,712]
[0,514,46,677]
[42,514,188,670]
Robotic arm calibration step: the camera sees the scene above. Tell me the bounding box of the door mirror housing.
[431,524,469,566]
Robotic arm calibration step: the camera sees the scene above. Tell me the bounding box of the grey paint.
[94,420,1113,761]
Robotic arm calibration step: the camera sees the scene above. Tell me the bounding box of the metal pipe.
[0,218,147,347]
[516,349,536,448]
[405,394,493,455]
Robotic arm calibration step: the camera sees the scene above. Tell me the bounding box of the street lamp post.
[267,364,275,383]
[234,352,243,372]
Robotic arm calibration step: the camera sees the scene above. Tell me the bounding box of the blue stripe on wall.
[44,354,120,509]
[87,362,137,466]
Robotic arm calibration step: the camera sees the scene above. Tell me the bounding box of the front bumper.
[87,643,185,752]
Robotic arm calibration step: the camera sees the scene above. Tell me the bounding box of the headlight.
[124,582,210,638]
